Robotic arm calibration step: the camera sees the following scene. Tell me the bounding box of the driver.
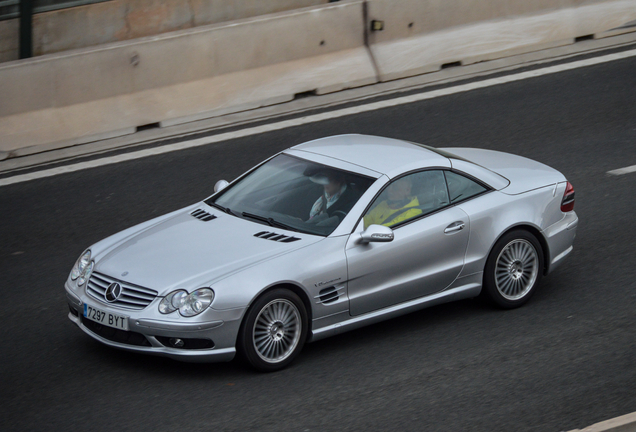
[364,177,421,228]
[308,170,357,221]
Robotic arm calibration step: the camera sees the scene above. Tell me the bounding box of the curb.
[567,412,636,432]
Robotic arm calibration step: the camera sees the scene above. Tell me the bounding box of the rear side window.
[444,171,488,203]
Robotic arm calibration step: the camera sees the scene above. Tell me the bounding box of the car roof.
[289,134,451,177]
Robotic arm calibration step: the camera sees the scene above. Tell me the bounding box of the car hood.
[93,207,322,294]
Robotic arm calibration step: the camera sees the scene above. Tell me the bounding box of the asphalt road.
[1,51,635,432]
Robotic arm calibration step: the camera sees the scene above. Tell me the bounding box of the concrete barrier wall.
[571,0,636,38]
[30,0,331,56]
[0,19,19,63]
[367,0,636,81]
[2,0,635,157]
[0,1,376,153]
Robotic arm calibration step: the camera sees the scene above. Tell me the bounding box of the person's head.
[386,177,413,203]
[324,173,345,196]
[310,170,345,196]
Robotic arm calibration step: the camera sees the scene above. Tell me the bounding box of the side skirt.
[308,273,482,342]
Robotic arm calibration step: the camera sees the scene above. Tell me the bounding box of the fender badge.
[315,277,341,288]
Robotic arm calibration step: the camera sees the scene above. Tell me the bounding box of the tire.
[482,229,544,309]
[237,288,308,372]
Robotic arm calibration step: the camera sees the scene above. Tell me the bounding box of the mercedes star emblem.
[105,282,122,302]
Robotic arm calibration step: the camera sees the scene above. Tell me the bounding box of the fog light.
[169,338,185,348]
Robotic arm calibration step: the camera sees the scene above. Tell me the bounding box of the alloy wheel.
[252,299,302,363]
[495,239,539,301]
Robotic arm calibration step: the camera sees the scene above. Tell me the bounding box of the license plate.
[83,303,129,331]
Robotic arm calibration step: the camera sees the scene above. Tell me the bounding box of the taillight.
[561,181,575,212]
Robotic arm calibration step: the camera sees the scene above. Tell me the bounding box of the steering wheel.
[332,210,348,220]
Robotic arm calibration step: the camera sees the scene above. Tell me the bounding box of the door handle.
[444,221,465,234]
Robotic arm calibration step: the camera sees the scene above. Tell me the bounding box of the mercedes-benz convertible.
[65,134,577,371]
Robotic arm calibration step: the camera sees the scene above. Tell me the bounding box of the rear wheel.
[483,230,544,309]
[238,288,308,372]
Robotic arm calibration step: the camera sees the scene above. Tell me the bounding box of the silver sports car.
[65,134,578,371]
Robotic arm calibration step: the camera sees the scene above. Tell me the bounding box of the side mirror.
[214,180,229,193]
[359,224,394,244]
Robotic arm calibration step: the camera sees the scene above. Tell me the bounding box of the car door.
[345,170,470,316]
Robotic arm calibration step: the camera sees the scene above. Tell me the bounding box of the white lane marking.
[607,164,636,175]
[2,48,636,187]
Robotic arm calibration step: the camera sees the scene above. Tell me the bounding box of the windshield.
[206,154,375,236]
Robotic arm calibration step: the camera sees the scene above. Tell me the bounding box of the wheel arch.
[246,282,313,329]
[236,281,313,371]
[488,223,550,275]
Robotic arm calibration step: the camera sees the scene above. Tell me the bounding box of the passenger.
[364,177,421,228]
[308,170,357,221]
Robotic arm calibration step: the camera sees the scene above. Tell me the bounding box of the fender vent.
[254,231,301,243]
[190,209,216,221]
[316,286,343,305]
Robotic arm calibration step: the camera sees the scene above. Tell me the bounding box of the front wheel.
[482,230,544,309]
[238,288,308,372]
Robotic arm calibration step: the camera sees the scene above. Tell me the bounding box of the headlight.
[71,250,91,280]
[158,290,187,314]
[181,288,215,317]
[77,261,94,286]
[159,288,214,317]
[70,250,94,286]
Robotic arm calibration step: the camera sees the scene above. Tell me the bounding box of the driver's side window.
[363,170,450,228]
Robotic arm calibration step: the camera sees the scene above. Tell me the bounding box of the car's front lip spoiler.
[68,311,236,363]
[136,318,224,332]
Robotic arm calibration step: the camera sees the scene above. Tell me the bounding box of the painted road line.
[2,48,636,187]
[607,165,636,176]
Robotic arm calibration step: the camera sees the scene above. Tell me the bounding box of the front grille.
[87,272,158,310]
[81,316,151,347]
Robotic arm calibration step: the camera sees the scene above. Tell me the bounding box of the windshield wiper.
[209,202,236,216]
[241,212,298,231]
[241,211,276,226]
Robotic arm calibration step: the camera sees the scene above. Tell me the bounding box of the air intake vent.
[190,209,216,221]
[316,286,343,305]
[254,231,301,243]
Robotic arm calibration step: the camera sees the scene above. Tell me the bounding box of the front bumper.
[65,282,244,363]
